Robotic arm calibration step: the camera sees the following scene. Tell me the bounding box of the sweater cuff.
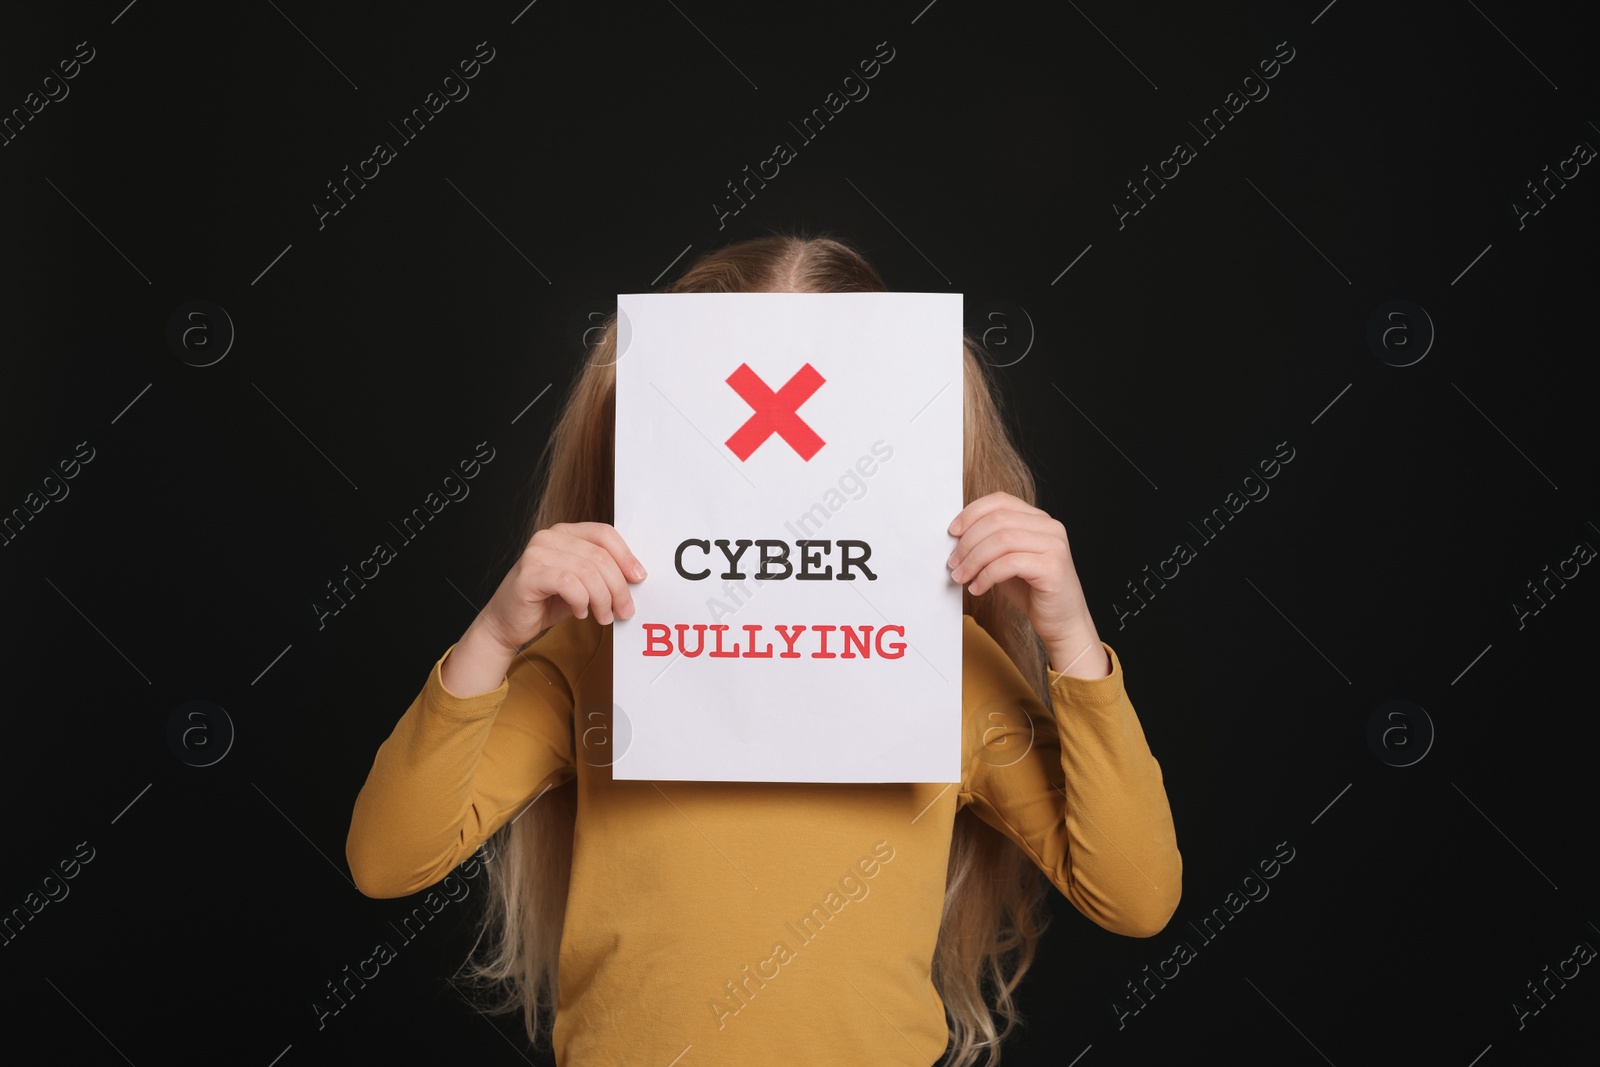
[1045,641,1126,707]
[423,641,511,720]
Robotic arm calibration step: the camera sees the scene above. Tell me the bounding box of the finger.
[523,544,612,623]
[563,557,616,624]
[549,534,636,620]
[967,550,1056,597]
[949,511,1062,572]
[948,491,1040,536]
[586,544,637,621]
[535,566,593,622]
[569,522,648,582]
[951,529,1062,585]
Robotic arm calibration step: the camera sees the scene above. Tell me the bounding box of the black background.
[3,1,1596,1064]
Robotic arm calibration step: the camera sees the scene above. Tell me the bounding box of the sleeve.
[957,616,1182,938]
[344,618,592,899]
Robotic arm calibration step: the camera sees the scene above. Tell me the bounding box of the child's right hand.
[475,522,647,653]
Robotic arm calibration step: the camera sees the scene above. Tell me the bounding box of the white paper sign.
[612,292,964,783]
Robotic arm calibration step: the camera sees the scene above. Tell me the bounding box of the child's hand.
[947,493,1100,667]
[477,522,648,652]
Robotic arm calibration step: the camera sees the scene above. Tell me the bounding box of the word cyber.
[641,536,907,660]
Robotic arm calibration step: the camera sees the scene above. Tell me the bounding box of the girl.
[346,234,1181,1066]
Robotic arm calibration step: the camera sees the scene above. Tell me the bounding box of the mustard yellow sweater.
[346,614,1181,1065]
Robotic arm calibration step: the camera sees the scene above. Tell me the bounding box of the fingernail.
[632,563,647,580]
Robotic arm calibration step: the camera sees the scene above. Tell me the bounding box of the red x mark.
[725,362,826,461]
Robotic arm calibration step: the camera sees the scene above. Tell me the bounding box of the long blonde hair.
[458,233,1053,1066]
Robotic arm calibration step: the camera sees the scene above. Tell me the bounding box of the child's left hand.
[947,492,1105,673]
